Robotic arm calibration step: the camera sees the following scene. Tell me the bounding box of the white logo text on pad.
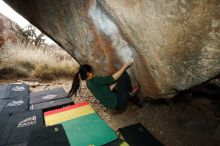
[17,116,37,128]
[12,86,25,92]
[41,94,57,100]
[6,100,24,107]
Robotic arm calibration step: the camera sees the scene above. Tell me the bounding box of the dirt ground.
[1,79,220,146]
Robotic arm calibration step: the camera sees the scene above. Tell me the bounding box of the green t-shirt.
[87,76,117,109]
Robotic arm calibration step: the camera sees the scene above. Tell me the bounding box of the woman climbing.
[68,59,141,110]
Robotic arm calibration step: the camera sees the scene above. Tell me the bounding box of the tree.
[21,24,46,47]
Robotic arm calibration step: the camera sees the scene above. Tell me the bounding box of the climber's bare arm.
[109,83,117,91]
[109,59,134,91]
[112,59,134,80]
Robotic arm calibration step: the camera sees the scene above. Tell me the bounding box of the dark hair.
[68,64,93,97]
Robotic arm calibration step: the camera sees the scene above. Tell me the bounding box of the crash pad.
[7,110,44,145]
[0,113,12,146]
[62,113,117,146]
[28,124,70,146]
[30,88,68,104]
[29,97,74,111]
[118,123,163,146]
[44,102,95,126]
[1,84,30,114]
[103,139,129,146]
[0,99,7,113]
[8,84,29,99]
[0,84,10,99]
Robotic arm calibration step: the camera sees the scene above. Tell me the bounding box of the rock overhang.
[4,0,220,98]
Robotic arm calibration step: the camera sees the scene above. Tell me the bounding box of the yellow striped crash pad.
[121,142,129,146]
[103,139,130,146]
[44,102,95,126]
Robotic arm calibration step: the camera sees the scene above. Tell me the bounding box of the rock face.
[4,0,220,98]
[0,13,24,47]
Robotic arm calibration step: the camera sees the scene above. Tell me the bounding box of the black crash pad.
[1,84,30,114]
[0,99,7,113]
[30,88,68,104]
[0,113,12,146]
[29,98,74,111]
[0,84,10,99]
[6,110,44,146]
[28,124,70,146]
[2,97,29,114]
[8,84,29,99]
[118,123,164,146]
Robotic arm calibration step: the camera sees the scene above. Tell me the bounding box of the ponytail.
[68,72,80,97]
[68,64,93,97]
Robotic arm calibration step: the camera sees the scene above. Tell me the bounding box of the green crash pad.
[62,113,117,146]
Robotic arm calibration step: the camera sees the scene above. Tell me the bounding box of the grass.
[0,43,79,80]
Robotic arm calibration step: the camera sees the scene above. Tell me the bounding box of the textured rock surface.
[0,13,24,47]
[4,0,220,98]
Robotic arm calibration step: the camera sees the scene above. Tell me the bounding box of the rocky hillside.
[0,13,78,80]
[0,13,25,47]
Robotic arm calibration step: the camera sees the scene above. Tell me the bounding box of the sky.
[0,0,54,44]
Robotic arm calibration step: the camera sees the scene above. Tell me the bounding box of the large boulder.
[4,0,220,98]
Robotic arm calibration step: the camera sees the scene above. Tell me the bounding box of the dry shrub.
[0,43,79,80]
[0,66,29,79]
